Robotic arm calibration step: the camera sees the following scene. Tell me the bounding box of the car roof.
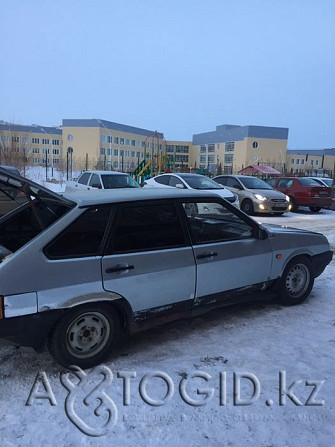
[79,170,130,176]
[62,188,224,207]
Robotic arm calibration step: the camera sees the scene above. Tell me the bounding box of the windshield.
[101,174,140,189]
[239,177,273,190]
[181,175,223,190]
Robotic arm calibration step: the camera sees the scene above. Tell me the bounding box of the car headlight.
[254,194,267,201]
[285,195,290,202]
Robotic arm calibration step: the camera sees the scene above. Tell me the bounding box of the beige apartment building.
[1,119,334,178]
[191,124,289,174]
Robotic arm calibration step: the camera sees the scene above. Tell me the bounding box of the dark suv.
[266,177,332,212]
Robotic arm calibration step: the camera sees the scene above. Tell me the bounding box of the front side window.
[44,207,111,259]
[183,201,253,245]
[109,203,186,254]
[169,176,186,188]
[89,174,102,188]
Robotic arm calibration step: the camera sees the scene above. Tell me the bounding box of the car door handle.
[196,252,218,260]
[105,264,135,273]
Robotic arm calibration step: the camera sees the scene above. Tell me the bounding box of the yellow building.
[287,149,335,176]
[62,119,165,174]
[0,121,62,176]
[191,124,289,174]
[1,119,335,178]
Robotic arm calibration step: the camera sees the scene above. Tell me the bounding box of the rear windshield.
[101,174,140,189]
[298,178,323,186]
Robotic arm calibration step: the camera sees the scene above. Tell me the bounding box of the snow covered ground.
[0,206,334,446]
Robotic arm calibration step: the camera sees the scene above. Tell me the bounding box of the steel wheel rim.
[66,311,111,358]
[285,263,310,298]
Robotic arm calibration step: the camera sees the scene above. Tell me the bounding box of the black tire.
[289,197,298,212]
[278,256,314,306]
[241,199,254,215]
[309,206,321,213]
[48,303,121,369]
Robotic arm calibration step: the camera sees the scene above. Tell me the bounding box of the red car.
[266,177,332,212]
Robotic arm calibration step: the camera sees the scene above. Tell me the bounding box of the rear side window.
[78,172,91,185]
[44,207,111,258]
[154,175,170,185]
[108,203,186,253]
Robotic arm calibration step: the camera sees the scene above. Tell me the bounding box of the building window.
[291,159,295,164]
[52,139,60,145]
[125,139,130,146]
[207,155,215,163]
[32,138,39,144]
[107,136,113,143]
[300,159,305,165]
[208,144,215,153]
[224,154,233,163]
[42,138,49,145]
[252,141,259,149]
[114,149,119,156]
[53,149,60,155]
[200,145,206,153]
[120,150,124,156]
[131,151,135,157]
[100,148,106,155]
[225,142,234,152]
[296,159,300,165]
[114,137,119,144]
[32,148,39,154]
[120,138,125,145]
[200,155,206,163]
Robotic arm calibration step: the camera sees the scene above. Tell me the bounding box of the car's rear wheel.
[48,304,121,368]
[241,199,254,215]
[278,256,314,305]
[309,206,321,213]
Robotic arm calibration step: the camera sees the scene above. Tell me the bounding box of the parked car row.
[266,177,332,212]
[0,166,332,368]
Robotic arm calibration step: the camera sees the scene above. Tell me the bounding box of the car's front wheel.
[241,199,254,215]
[48,304,121,368]
[278,256,314,305]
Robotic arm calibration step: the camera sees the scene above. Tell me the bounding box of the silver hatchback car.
[0,167,332,368]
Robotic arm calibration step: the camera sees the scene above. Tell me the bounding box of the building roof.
[238,165,281,175]
[62,119,164,139]
[288,148,335,156]
[193,124,289,145]
[0,122,62,135]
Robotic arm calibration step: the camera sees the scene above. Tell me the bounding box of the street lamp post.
[97,119,112,170]
[40,127,53,180]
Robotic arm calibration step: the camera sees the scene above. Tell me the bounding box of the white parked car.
[142,173,239,207]
[66,170,140,192]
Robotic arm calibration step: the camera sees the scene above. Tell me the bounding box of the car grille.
[272,199,287,203]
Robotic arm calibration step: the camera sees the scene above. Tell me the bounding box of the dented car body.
[0,167,332,368]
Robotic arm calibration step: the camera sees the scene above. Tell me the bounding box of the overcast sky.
[1,0,335,148]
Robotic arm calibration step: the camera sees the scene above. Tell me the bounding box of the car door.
[101,200,196,319]
[181,198,273,308]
